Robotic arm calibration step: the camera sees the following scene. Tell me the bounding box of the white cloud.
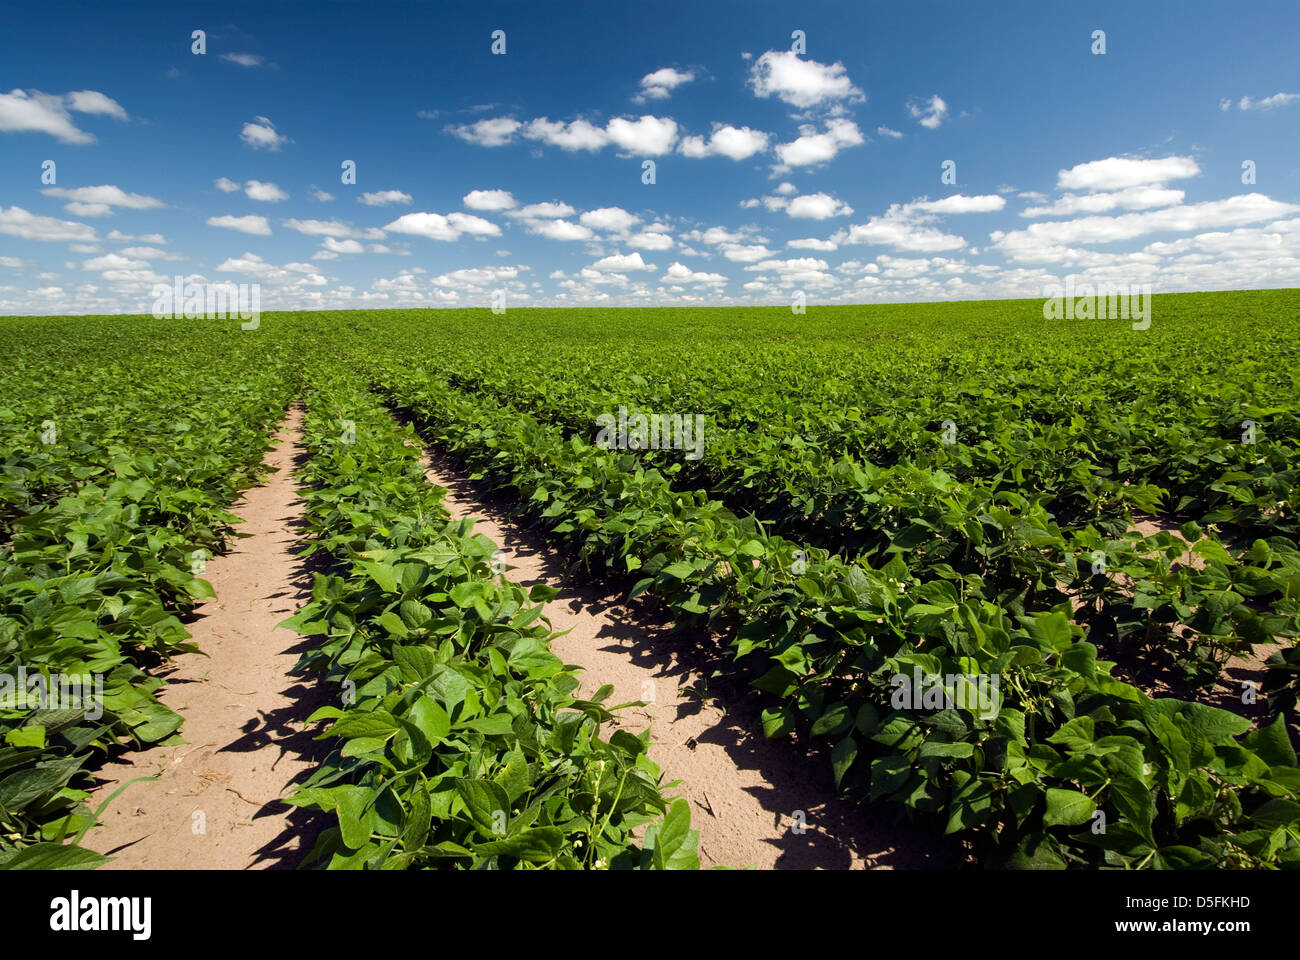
[835,203,968,252]
[65,90,127,118]
[244,180,288,202]
[662,262,727,284]
[787,192,853,219]
[1234,92,1300,111]
[1021,186,1184,218]
[1057,156,1200,191]
[719,243,776,263]
[65,202,113,217]
[910,194,1006,215]
[747,50,862,107]
[359,190,413,206]
[990,193,1300,261]
[283,218,359,237]
[323,237,365,254]
[240,116,286,150]
[42,185,164,214]
[877,125,903,139]
[580,207,640,233]
[637,67,695,102]
[787,237,839,251]
[311,187,334,202]
[447,212,501,236]
[508,201,576,219]
[591,252,656,272]
[448,116,522,146]
[678,124,770,160]
[627,231,674,251]
[526,219,593,241]
[82,253,149,272]
[774,118,864,167]
[107,229,164,244]
[907,95,948,129]
[207,214,271,235]
[0,89,127,143]
[215,177,241,193]
[382,213,461,241]
[523,118,610,151]
[0,206,96,242]
[221,53,263,67]
[0,90,95,143]
[463,189,516,211]
[604,115,679,155]
[119,245,183,261]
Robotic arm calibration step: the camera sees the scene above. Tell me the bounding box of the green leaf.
[1,842,110,870]
[1043,788,1097,827]
[473,827,565,862]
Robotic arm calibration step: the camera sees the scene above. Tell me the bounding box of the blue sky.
[2,0,1298,314]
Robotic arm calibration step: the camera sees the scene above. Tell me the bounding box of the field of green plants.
[2,288,1298,869]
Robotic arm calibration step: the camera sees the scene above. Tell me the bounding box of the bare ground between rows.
[85,407,331,869]
[413,441,966,870]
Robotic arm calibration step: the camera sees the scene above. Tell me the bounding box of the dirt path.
[86,407,329,869]
[419,447,958,870]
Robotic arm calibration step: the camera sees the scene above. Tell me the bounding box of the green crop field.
[2,288,1299,870]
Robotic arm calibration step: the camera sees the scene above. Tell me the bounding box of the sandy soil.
[85,408,330,869]
[418,446,959,870]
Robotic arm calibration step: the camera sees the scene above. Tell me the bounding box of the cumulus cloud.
[637,67,695,102]
[215,177,241,193]
[877,125,903,139]
[240,116,286,150]
[42,185,164,218]
[678,124,770,160]
[463,189,516,211]
[1228,92,1300,111]
[207,214,271,235]
[774,118,864,167]
[447,116,522,146]
[508,201,576,220]
[1057,156,1200,191]
[526,219,593,241]
[580,207,640,233]
[0,205,96,240]
[1021,186,1184,218]
[907,95,948,129]
[747,50,863,107]
[359,189,413,206]
[590,252,656,272]
[523,118,609,151]
[990,193,1300,261]
[0,89,127,143]
[283,218,361,238]
[786,192,853,219]
[107,229,165,244]
[383,211,499,241]
[447,212,501,236]
[627,231,674,251]
[662,262,727,284]
[244,180,288,202]
[605,115,679,155]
